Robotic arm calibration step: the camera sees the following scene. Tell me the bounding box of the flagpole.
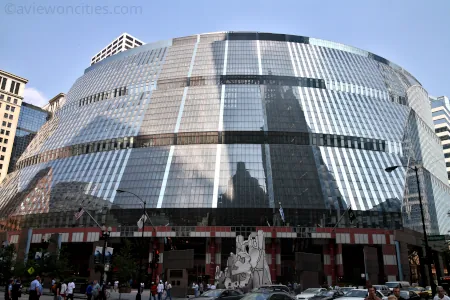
[332,205,352,231]
[81,207,102,229]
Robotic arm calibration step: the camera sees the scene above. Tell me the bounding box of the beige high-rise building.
[431,95,450,183]
[90,33,144,66]
[0,70,28,182]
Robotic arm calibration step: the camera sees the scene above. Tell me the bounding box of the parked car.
[373,285,391,296]
[338,288,356,295]
[196,289,244,300]
[309,290,344,300]
[399,290,420,300]
[241,291,295,300]
[385,281,410,291]
[257,285,292,294]
[296,288,327,300]
[338,289,387,300]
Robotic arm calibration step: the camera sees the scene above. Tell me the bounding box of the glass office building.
[7,102,49,173]
[1,32,449,235]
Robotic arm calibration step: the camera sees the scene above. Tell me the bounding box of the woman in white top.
[59,281,67,300]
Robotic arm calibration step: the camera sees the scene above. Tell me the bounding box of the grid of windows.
[0,32,448,234]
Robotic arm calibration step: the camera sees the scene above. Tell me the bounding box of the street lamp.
[385,165,436,296]
[116,189,147,300]
[100,225,112,286]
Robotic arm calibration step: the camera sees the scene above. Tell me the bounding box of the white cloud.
[23,87,48,107]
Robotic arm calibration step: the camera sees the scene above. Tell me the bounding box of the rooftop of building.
[83,31,420,85]
[0,69,28,84]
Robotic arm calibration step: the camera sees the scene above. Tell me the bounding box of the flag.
[74,208,84,220]
[279,205,285,223]
[348,207,356,223]
[137,214,148,229]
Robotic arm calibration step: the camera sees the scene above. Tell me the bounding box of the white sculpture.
[217,230,272,289]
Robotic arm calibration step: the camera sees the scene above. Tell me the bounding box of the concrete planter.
[119,287,131,293]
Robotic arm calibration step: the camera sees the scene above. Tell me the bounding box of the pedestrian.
[92,280,101,300]
[86,282,93,300]
[157,280,164,300]
[192,282,199,297]
[51,280,59,300]
[199,282,204,294]
[393,287,406,300]
[52,278,56,287]
[5,279,13,300]
[29,276,41,300]
[164,282,172,300]
[66,280,75,300]
[434,286,450,300]
[12,278,22,300]
[365,286,381,300]
[141,282,145,294]
[150,282,157,300]
[60,280,67,300]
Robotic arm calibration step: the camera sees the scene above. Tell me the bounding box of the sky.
[0,0,449,106]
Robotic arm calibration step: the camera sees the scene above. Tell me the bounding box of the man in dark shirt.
[393,287,406,300]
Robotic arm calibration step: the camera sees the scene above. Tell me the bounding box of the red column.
[323,244,332,285]
[209,239,216,282]
[336,243,344,279]
[271,240,276,281]
[157,238,164,276]
[330,241,336,285]
[276,242,281,276]
[382,244,398,281]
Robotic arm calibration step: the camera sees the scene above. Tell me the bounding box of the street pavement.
[0,289,187,300]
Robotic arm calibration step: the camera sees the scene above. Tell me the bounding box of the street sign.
[27,267,35,275]
[428,235,446,241]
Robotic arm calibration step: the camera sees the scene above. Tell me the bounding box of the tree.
[112,239,136,288]
[0,244,16,283]
[12,246,72,280]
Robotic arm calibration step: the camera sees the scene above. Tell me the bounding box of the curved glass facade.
[1,32,449,234]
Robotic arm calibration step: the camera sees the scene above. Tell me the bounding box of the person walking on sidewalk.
[60,280,67,300]
[86,282,93,300]
[157,281,164,300]
[150,282,157,300]
[29,276,41,300]
[66,280,75,300]
[164,282,172,300]
[12,278,22,300]
[92,280,101,300]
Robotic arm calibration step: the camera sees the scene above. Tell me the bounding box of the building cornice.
[0,70,28,84]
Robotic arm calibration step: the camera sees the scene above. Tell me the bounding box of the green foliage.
[112,239,136,287]
[13,246,73,280]
[0,244,16,282]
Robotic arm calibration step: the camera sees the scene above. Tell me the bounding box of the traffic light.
[348,207,356,223]
[154,250,160,263]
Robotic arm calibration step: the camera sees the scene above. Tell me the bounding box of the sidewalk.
[0,288,187,300]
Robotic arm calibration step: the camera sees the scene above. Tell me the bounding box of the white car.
[338,289,387,300]
[296,288,327,300]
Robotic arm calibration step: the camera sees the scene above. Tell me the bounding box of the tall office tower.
[90,33,144,66]
[7,102,49,173]
[0,70,28,182]
[430,95,450,183]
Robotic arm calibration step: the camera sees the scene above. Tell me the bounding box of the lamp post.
[100,225,112,286]
[116,189,147,300]
[385,165,436,296]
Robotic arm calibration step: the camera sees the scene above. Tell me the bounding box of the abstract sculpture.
[215,230,272,289]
